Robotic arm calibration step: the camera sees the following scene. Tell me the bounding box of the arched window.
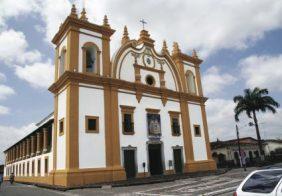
[86,46,96,72]
[186,71,197,94]
[82,42,101,74]
[58,48,66,77]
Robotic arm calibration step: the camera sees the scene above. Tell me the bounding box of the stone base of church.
[52,166,126,187]
[5,161,216,188]
[5,166,126,188]
[184,159,217,173]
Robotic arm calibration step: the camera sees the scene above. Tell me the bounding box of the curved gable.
[111,42,183,92]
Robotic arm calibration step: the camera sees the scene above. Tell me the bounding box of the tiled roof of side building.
[3,112,54,153]
[210,137,261,149]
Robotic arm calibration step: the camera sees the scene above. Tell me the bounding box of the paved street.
[0,168,255,196]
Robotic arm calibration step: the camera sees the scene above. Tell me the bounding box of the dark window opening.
[45,158,48,174]
[146,75,155,86]
[59,119,64,134]
[172,118,180,135]
[27,162,29,175]
[32,161,34,175]
[37,159,41,175]
[88,119,97,131]
[86,48,96,72]
[194,125,201,136]
[47,126,52,150]
[123,114,134,133]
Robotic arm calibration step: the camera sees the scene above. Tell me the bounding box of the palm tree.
[233,87,279,157]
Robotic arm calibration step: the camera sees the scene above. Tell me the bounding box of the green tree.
[233,87,279,156]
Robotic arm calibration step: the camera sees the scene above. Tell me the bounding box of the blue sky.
[0,0,282,163]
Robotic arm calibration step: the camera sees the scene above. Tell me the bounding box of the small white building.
[264,139,282,156]
[211,137,263,167]
[3,5,216,188]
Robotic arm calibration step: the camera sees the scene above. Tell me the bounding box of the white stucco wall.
[188,103,208,161]
[56,89,66,170]
[4,151,53,177]
[78,29,103,74]
[265,141,282,155]
[78,84,106,168]
[118,92,185,173]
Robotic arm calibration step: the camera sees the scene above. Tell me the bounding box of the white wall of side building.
[4,151,53,177]
[118,92,185,173]
[56,89,67,170]
[188,103,208,161]
[78,84,106,168]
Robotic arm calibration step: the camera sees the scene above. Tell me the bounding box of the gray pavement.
[0,168,256,196]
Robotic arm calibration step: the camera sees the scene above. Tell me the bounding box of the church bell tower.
[49,5,125,187]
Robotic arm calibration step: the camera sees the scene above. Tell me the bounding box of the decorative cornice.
[121,26,130,45]
[52,16,115,45]
[161,40,169,55]
[172,52,203,65]
[48,71,208,103]
[137,30,155,47]
[80,8,88,21]
[103,15,111,28]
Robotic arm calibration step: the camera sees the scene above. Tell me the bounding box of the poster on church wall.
[147,113,161,136]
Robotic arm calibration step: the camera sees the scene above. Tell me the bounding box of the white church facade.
[3,5,216,188]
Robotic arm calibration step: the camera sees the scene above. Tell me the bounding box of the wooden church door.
[123,149,136,178]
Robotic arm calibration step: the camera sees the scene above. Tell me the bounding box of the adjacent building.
[3,5,216,188]
[211,137,263,167]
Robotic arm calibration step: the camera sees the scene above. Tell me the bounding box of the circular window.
[145,75,155,86]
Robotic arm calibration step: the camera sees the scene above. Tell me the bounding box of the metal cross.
[140,19,147,30]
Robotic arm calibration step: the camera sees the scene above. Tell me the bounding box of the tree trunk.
[252,111,264,156]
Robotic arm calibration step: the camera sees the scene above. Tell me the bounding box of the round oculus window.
[145,75,155,86]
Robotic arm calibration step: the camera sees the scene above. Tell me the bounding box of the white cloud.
[0,0,40,28]
[1,0,282,56]
[39,0,71,43]
[0,72,6,82]
[202,66,237,95]
[15,60,54,88]
[0,29,41,65]
[9,0,279,57]
[206,98,282,142]
[240,54,282,91]
[0,84,15,100]
[76,0,282,56]
[0,105,9,115]
[0,123,36,164]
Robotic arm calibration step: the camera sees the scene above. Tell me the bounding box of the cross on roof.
[140,19,147,30]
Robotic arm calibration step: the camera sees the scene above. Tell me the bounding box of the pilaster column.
[31,135,35,156]
[180,99,195,167]
[7,151,10,164]
[43,128,48,153]
[102,35,111,77]
[13,147,16,162]
[26,138,30,158]
[65,82,79,169]
[19,144,22,160]
[200,103,212,160]
[16,145,19,161]
[195,65,203,97]
[12,148,14,162]
[23,141,26,159]
[36,132,41,155]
